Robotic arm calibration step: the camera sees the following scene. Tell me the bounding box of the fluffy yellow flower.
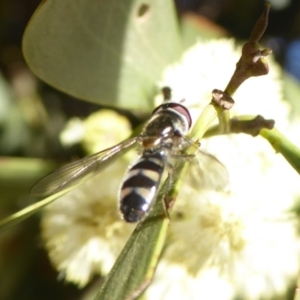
[60,109,132,154]
[42,110,134,287]
[153,133,300,299]
[41,159,136,288]
[147,39,300,300]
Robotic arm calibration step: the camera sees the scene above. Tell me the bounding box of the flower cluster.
[148,38,300,300]
[41,39,300,299]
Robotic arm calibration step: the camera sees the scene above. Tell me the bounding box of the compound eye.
[151,103,166,115]
[151,103,192,129]
[167,103,192,129]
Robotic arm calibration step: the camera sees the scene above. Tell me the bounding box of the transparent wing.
[31,138,137,196]
[185,150,229,191]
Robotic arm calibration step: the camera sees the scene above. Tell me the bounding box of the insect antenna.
[161,86,172,101]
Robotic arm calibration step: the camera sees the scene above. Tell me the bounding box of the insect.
[31,87,228,222]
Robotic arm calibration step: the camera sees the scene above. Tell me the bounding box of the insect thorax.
[140,109,189,151]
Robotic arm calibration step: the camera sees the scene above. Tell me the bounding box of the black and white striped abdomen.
[119,153,165,223]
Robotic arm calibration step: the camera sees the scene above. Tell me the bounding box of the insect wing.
[31,138,137,196]
[186,150,229,191]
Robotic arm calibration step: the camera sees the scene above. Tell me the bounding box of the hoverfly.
[31,88,228,222]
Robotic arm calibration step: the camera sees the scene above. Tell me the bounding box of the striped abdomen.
[119,153,165,223]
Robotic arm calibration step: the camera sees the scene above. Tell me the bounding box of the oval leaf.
[95,183,169,300]
[23,0,182,112]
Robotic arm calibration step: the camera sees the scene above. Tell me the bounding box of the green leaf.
[260,127,300,175]
[0,157,55,205]
[23,0,182,112]
[0,189,72,232]
[96,183,169,300]
[0,158,64,232]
